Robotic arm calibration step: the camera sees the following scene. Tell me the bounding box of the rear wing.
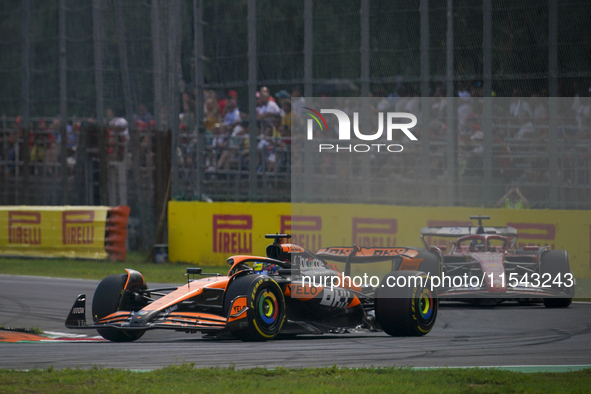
[316,246,421,276]
[316,246,420,263]
[420,226,517,237]
[420,226,518,249]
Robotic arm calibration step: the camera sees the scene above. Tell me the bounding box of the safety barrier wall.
[0,206,129,260]
[169,202,591,279]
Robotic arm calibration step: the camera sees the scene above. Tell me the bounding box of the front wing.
[65,294,246,332]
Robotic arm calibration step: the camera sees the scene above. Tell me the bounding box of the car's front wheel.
[92,273,147,342]
[224,274,286,341]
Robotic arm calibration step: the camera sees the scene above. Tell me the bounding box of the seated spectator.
[223,99,242,127]
[260,86,276,102]
[464,131,484,177]
[204,97,221,132]
[136,104,153,123]
[515,113,535,139]
[291,87,306,115]
[108,117,129,161]
[280,100,302,132]
[256,92,280,120]
[217,122,248,171]
[30,129,44,163]
[275,90,290,115]
[218,90,238,115]
[509,90,533,119]
[274,123,292,172]
[257,124,275,172]
[205,123,226,172]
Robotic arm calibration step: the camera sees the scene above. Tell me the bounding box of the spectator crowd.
[2,81,591,205]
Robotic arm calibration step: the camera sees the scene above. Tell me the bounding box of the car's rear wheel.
[92,273,146,342]
[375,271,438,336]
[540,249,574,308]
[415,248,441,278]
[224,274,285,341]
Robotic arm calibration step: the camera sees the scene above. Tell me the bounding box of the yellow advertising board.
[168,202,591,279]
[0,206,109,259]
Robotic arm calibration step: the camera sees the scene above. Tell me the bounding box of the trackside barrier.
[104,206,130,261]
[168,202,591,279]
[0,205,130,260]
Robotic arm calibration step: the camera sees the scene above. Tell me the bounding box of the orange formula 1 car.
[66,234,441,342]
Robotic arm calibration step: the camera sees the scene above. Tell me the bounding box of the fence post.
[92,0,104,127]
[194,0,204,199]
[113,0,132,207]
[22,0,30,205]
[420,0,431,203]
[248,0,257,200]
[304,0,313,97]
[360,0,370,97]
[21,0,30,134]
[482,0,493,206]
[93,0,106,206]
[548,0,560,208]
[302,0,313,203]
[59,0,68,205]
[114,0,134,120]
[359,0,371,200]
[168,0,182,200]
[446,0,456,205]
[151,0,163,130]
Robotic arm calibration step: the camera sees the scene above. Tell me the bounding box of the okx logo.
[302,107,418,153]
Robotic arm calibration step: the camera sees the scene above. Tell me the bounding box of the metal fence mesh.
[1,0,591,251]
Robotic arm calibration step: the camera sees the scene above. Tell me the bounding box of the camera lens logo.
[302,107,329,139]
[302,107,418,153]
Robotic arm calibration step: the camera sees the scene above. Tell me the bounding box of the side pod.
[65,294,88,328]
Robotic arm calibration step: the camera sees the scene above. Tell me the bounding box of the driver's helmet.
[469,239,485,252]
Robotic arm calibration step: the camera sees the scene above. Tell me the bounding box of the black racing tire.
[224,274,285,341]
[543,298,572,308]
[375,271,438,336]
[92,273,146,342]
[540,249,574,308]
[472,299,504,307]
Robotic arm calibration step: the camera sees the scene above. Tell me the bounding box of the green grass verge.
[0,253,226,284]
[0,365,590,393]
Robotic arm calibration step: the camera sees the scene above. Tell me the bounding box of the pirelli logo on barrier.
[62,211,95,245]
[213,214,253,254]
[352,218,397,248]
[8,211,42,245]
[281,215,322,251]
[507,222,556,249]
[0,206,112,260]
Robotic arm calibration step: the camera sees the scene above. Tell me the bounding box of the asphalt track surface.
[1,274,590,370]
